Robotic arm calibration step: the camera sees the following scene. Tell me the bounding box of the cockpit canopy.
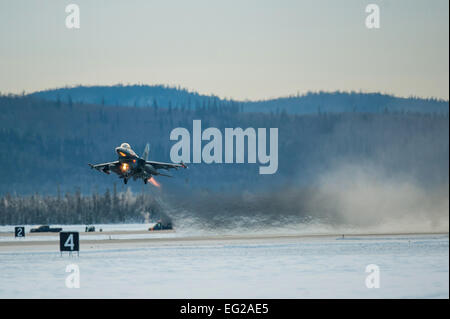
[120,143,131,149]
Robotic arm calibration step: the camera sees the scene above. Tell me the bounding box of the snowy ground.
[0,223,157,234]
[0,232,448,298]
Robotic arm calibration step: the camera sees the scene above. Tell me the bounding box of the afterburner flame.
[148,176,161,188]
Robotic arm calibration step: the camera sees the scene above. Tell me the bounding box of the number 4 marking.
[64,234,74,250]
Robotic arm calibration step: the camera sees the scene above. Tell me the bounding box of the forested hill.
[28,85,449,115]
[0,94,448,196]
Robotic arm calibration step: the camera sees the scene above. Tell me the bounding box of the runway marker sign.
[14,226,25,238]
[60,231,79,254]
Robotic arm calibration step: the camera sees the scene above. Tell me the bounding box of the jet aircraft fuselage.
[89,143,186,184]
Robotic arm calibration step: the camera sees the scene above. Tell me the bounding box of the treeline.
[244,91,449,114]
[28,85,449,115]
[28,84,240,112]
[0,95,448,195]
[0,186,168,225]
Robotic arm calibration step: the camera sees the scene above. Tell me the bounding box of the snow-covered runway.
[0,233,448,298]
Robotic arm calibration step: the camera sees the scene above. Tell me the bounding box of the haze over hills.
[1,88,448,228]
[28,85,449,115]
[0,92,448,196]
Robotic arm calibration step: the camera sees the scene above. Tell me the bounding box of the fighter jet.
[89,143,186,185]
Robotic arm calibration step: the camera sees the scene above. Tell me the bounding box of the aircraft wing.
[145,161,187,170]
[88,161,119,171]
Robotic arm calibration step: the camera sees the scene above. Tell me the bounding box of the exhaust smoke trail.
[162,162,449,235]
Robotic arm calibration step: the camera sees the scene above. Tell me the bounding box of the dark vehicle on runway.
[85,225,95,232]
[30,225,63,233]
[149,221,173,231]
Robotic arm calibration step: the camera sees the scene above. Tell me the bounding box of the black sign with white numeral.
[14,226,25,238]
[59,231,79,252]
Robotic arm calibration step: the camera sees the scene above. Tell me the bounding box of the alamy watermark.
[365,264,380,288]
[65,4,80,29]
[65,264,80,288]
[365,4,380,29]
[65,4,379,30]
[170,120,278,175]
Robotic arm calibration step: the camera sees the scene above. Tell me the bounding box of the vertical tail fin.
[142,143,150,161]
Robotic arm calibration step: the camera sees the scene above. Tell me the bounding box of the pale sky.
[0,0,448,100]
